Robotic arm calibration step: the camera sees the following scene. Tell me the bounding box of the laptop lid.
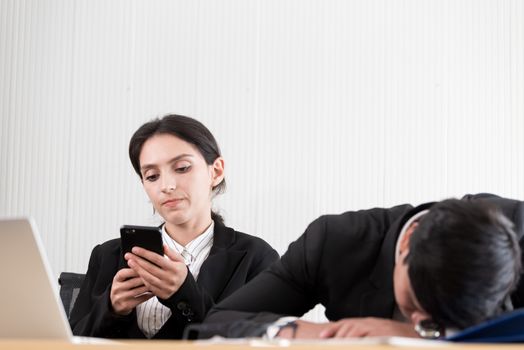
[0,217,73,339]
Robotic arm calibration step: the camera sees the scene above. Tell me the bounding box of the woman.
[69,115,279,339]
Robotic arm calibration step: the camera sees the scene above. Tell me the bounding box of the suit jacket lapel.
[197,224,247,300]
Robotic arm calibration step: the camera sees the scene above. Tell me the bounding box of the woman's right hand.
[110,268,154,315]
[126,245,188,300]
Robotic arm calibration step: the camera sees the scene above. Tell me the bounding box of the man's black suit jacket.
[201,194,524,337]
[69,223,278,338]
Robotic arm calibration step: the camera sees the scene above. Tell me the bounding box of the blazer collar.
[195,223,246,299]
[156,220,236,252]
[209,222,236,252]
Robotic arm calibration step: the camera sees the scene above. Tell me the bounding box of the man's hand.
[277,318,418,339]
[319,317,418,338]
[110,268,154,315]
[126,244,188,300]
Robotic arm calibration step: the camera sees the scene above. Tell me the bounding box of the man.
[192,194,523,339]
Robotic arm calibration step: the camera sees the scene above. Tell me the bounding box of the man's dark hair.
[406,199,521,330]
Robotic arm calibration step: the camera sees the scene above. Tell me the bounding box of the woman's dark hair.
[129,114,226,225]
[406,199,521,330]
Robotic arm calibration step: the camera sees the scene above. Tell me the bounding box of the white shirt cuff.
[264,316,298,339]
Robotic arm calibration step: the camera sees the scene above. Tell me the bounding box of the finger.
[128,253,164,276]
[119,291,154,310]
[132,260,188,299]
[112,278,146,300]
[121,276,147,290]
[131,246,167,267]
[114,267,139,282]
[130,285,153,298]
[133,292,154,305]
[128,258,163,287]
[114,282,151,300]
[346,325,370,338]
[334,323,353,338]
[319,324,339,338]
[163,245,185,263]
[131,250,186,282]
[116,288,146,301]
[111,284,149,315]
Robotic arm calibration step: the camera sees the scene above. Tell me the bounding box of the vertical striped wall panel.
[0,0,75,271]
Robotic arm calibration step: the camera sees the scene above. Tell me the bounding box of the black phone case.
[120,225,163,267]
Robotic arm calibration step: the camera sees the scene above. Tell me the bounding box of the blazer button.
[177,301,188,310]
[182,309,192,317]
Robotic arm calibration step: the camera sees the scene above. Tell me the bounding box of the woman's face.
[138,133,224,230]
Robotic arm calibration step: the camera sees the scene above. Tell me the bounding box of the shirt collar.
[161,222,215,258]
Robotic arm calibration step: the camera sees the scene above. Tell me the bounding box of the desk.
[0,339,523,350]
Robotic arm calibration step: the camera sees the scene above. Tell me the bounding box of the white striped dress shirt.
[136,222,214,338]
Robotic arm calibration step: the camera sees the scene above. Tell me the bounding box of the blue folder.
[446,308,524,343]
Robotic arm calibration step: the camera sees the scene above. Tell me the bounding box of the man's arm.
[205,266,317,321]
[198,217,330,338]
[197,206,410,339]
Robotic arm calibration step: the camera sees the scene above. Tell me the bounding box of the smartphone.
[120,225,164,267]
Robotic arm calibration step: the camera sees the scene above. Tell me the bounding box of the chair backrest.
[58,272,85,319]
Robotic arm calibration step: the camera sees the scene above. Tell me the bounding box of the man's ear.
[210,157,225,188]
[400,222,419,254]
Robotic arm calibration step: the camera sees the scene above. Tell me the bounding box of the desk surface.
[0,339,523,350]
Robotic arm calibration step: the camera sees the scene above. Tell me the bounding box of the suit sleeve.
[69,244,135,337]
[201,217,328,337]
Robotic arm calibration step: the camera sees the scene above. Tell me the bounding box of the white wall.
[1,0,524,321]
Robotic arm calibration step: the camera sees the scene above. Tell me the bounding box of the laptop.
[0,217,112,343]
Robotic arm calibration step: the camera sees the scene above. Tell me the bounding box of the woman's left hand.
[125,244,188,300]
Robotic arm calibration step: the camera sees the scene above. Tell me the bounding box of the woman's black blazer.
[69,222,279,339]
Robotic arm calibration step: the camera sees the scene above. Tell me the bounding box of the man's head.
[394,199,521,331]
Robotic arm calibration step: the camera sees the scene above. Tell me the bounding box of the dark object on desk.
[58,272,85,319]
[447,308,524,343]
[183,315,275,339]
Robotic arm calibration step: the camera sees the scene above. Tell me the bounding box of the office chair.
[58,272,85,319]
